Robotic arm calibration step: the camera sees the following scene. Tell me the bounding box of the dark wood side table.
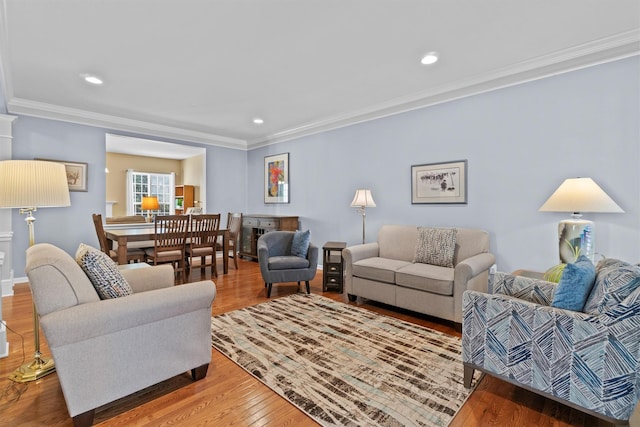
[322,241,346,293]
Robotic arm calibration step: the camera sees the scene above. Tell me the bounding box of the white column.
[0,114,16,359]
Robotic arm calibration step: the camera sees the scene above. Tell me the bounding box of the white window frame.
[126,170,175,216]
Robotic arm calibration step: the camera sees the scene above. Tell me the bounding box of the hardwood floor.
[0,258,613,426]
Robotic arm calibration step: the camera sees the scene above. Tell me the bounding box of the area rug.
[210,294,480,427]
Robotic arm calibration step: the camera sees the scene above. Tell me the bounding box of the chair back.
[153,215,190,253]
[227,212,242,240]
[190,214,221,250]
[91,213,111,255]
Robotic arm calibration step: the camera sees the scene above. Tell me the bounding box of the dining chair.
[217,212,242,270]
[144,214,190,283]
[92,213,145,263]
[185,213,221,277]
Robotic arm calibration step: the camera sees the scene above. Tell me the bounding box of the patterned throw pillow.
[413,227,457,268]
[75,243,133,299]
[291,230,311,258]
[583,258,640,315]
[551,255,596,311]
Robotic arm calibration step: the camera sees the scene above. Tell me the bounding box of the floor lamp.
[351,189,376,244]
[0,160,71,382]
[539,177,623,264]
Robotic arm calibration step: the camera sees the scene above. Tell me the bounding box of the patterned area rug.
[211,294,480,427]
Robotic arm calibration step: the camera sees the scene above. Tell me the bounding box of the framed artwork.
[36,158,88,192]
[264,152,289,204]
[411,160,467,204]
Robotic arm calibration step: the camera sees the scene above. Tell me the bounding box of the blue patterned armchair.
[462,262,640,425]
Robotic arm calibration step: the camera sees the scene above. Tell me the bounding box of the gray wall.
[10,117,247,277]
[247,56,639,273]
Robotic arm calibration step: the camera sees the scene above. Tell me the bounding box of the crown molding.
[6,98,248,150]
[247,29,640,149]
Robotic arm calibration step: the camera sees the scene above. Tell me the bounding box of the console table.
[239,214,299,260]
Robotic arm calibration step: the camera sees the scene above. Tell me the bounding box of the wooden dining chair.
[144,214,190,283]
[185,214,221,277]
[217,212,242,270]
[92,213,145,263]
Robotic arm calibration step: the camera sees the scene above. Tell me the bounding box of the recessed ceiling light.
[81,74,103,85]
[420,52,439,65]
[253,118,264,125]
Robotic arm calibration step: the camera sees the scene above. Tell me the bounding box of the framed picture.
[411,160,467,204]
[264,153,289,204]
[36,158,88,192]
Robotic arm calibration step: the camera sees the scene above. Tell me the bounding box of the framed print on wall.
[411,160,467,204]
[264,152,289,203]
[36,158,88,192]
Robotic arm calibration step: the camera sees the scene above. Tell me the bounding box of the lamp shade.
[141,196,160,210]
[351,189,376,208]
[539,177,623,214]
[0,160,71,208]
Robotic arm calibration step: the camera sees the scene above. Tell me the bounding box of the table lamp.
[539,177,623,263]
[141,196,159,222]
[351,189,376,244]
[0,160,71,382]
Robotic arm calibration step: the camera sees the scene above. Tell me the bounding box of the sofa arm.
[492,271,557,306]
[121,264,175,293]
[454,252,496,291]
[342,243,380,294]
[40,280,216,348]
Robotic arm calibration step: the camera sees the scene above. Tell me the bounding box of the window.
[127,171,175,215]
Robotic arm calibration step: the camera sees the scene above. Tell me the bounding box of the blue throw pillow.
[551,255,596,311]
[291,230,311,258]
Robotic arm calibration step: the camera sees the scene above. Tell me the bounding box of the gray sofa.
[25,243,216,426]
[343,224,495,326]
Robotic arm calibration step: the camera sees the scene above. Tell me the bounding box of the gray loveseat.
[25,243,216,426]
[343,224,495,327]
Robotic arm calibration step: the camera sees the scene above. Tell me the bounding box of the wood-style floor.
[0,258,612,426]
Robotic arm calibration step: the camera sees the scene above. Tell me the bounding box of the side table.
[322,241,346,293]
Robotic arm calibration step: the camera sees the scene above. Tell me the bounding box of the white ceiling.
[1,0,639,151]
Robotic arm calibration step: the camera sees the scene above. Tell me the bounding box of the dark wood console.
[239,214,299,260]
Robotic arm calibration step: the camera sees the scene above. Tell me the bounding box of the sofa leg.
[463,365,474,388]
[347,294,357,302]
[73,409,95,427]
[267,283,273,297]
[305,281,310,294]
[191,363,209,381]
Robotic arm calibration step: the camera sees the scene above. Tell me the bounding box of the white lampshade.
[0,160,71,208]
[539,177,623,214]
[351,189,376,208]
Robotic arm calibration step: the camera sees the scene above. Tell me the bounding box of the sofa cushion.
[396,263,454,295]
[291,229,311,258]
[76,243,134,299]
[353,257,411,284]
[413,227,457,268]
[268,255,310,270]
[583,258,640,315]
[551,255,596,311]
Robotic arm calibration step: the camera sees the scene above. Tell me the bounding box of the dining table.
[105,225,230,274]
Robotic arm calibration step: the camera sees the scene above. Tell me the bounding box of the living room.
[0,2,638,426]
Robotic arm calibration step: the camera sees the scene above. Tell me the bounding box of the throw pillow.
[550,255,596,311]
[291,230,311,258]
[75,243,133,299]
[413,227,457,268]
[583,258,640,315]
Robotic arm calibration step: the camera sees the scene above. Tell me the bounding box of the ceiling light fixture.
[81,74,103,85]
[253,118,264,125]
[420,52,439,65]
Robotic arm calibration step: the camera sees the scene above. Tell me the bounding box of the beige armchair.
[25,243,216,426]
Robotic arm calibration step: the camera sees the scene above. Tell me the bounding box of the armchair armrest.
[493,271,557,306]
[121,264,175,293]
[40,280,216,348]
[307,243,319,269]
